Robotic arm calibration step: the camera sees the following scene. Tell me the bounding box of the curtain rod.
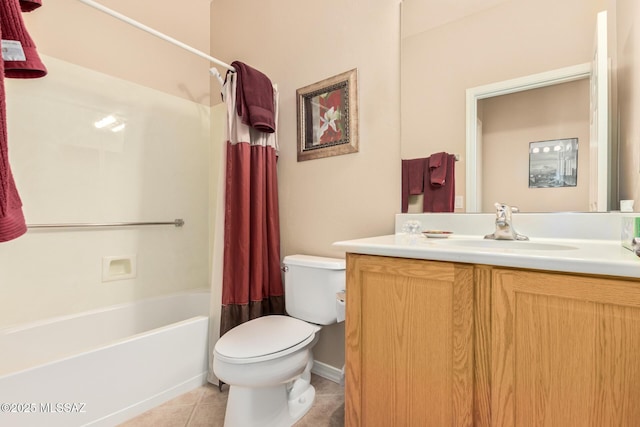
[76,0,235,73]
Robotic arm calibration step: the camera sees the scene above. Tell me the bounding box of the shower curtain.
[207,70,284,384]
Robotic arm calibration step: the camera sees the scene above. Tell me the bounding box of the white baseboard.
[312,360,344,384]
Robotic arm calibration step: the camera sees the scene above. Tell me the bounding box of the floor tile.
[186,403,227,427]
[119,403,195,427]
[294,394,345,427]
[119,374,344,427]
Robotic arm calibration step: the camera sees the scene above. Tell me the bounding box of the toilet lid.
[215,315,318,360]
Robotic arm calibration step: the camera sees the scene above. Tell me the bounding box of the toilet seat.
[214,315,320,364]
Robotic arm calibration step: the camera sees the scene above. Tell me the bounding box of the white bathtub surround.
[0,291,210,427]
[332,212,640,279]
[208,102,227,385]
[0,55,210,329]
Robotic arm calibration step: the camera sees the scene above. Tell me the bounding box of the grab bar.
[27,219,185,229]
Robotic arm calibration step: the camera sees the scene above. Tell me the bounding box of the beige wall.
[210,0,401,368]
[402,0,606,211]
[481,79,590,212]
[617,0,640,205]
[24,0,211,104]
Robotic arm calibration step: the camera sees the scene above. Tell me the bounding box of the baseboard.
[312,360,344,384]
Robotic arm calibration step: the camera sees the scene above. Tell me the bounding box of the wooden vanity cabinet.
[345,254,475,427]
[491,268,640,427]
[345,254,640,427]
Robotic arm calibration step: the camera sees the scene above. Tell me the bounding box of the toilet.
[213,254,346,427]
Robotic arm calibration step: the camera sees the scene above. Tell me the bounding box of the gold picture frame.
[296,69,358,161]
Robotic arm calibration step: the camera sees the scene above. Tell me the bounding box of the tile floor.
[118,374,344,427]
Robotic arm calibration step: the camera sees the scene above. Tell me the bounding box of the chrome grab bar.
[27,219,185,229]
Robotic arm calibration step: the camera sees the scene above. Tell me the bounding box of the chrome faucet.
[484,202,529,241]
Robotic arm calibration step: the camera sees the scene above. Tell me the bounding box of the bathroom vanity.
[334,213,640,427]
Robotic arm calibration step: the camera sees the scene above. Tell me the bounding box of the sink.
[434,239,578,251]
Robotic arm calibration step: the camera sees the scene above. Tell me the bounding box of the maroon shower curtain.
[219,72,284,337]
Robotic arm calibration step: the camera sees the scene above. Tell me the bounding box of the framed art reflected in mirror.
[529,138,578,188]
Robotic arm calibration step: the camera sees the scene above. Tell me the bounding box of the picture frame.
[296,69,358,161]
[528,138,578,188]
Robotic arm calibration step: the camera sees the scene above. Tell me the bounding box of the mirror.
[466,62,603,212]
[401,0,620,213]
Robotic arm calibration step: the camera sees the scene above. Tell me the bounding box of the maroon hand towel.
[231,61,275,133]
[0,24,27,242]
[423,154,455,213]
[20,0,42,12]
[429,151,448,186]
[401,158,427,213]
[1,0,47,78]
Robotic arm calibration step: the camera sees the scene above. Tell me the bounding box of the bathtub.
[0,290,211,427]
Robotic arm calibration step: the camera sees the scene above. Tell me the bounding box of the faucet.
[484,202,529,241]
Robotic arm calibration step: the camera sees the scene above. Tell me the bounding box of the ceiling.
[402,0,511,38]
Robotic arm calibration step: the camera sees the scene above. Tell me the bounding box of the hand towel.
[20,0,42,12]
[401,158,427,213]
[429,151,448,186]
[231,61,275,133]
[1,0,47,78]
[0,24,27,242]
[423,154,455,213]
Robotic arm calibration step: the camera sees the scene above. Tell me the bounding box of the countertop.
[333,233,640,279]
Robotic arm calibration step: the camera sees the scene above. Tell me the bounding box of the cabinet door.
[345,254,474,427]
[492,269,640,427]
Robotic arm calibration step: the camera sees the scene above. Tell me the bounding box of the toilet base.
[223,383,315,427]
[214,326,322,426]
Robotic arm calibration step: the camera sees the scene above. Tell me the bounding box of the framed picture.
[529,138,578,188]
[296,69,358,161]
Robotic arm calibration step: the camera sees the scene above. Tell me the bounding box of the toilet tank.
[283,254,346,325]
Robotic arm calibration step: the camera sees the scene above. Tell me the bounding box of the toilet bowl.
[213,316,321,426]
[213,255,345,427]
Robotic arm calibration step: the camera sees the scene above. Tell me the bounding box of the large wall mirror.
[466,58,607,212]
[401,0,625,213]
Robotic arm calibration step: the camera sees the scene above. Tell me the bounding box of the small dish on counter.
[422,230,453,238]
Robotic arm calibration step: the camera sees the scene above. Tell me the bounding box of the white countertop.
[333,233,640,279]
